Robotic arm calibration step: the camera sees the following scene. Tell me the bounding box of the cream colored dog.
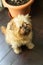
[1,14,34,54]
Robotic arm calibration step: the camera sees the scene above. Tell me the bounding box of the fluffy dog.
[1,14,34,54]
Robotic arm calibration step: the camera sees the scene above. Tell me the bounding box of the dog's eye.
[20,26,22,29]
[22,22,27,27]
[26,24,29,27]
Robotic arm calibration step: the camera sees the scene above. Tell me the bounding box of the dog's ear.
[7,19,16,30]
[25,14,31,23]
[25,14,29,18]
[25,14,31,19]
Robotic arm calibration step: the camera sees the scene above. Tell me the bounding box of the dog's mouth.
[19,22,32,36]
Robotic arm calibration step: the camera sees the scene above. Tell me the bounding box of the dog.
[1,14,34,54]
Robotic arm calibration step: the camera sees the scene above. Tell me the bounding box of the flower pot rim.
[2,0,34,9]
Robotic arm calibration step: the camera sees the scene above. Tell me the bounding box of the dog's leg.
[11,43,22,54]
[13,47,22,54]
[26,42,35,49]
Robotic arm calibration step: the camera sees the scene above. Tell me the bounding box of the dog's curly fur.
[1,14,34,54]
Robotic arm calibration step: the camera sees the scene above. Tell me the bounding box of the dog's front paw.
[13,48,22,54]
[26,43,35,49]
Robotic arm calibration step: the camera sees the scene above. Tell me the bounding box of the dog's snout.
[19,23,31,35]
[20,27,26,35]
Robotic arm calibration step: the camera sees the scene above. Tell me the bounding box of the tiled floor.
[0,8,43,65]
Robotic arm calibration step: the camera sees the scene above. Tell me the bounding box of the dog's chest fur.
[5,28,32,47]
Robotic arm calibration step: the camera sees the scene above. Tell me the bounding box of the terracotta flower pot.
[2,0,34,17]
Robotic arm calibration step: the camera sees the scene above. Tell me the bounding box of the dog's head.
[14,14,32,36]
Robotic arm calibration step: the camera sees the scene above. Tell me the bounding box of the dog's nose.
[20,27,26,35]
